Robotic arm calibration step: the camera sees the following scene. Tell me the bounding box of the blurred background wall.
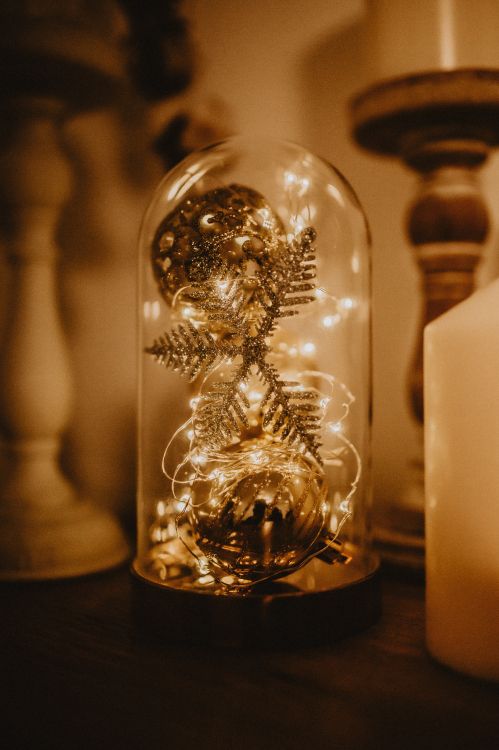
[185,0,499,525]
[2,0,498,534]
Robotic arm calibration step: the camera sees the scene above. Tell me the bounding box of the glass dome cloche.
[133,136,380,646]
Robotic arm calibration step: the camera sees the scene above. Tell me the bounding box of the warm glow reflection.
[300,342,316,356]
[326,183,345,207]
[166,162,206,201]
[144,301,161,320]
[340,296,356,311]
[322,314,340,329]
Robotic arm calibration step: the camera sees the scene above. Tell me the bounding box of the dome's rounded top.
[141,135,370,307]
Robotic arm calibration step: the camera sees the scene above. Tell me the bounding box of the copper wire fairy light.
[146,184,359,588]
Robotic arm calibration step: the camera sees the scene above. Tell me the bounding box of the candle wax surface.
[424,277,499,682]
[365,0,499,81]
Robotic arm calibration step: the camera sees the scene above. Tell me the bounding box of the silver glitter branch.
[195,366,250,447]
[148,227,323,462]
[146,322,237,382]
[257,363,322,463]
[255,229,317,334]
[188,270,248,333]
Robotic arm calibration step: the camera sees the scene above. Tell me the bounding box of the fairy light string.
[147,184,361,589]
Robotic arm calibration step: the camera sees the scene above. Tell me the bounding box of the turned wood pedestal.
[350,69,499,567]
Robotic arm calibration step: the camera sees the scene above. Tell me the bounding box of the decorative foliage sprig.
[147,225,323,463]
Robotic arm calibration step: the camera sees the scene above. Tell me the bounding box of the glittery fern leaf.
[257,362,323,464]
[188,272,248,333]
[254,228,317,336]
[145,321,232,382]
[148,224,323,462]
[194,373,250,449]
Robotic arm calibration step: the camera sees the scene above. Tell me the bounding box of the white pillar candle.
[424,278,499,681]
[365,0,499,82]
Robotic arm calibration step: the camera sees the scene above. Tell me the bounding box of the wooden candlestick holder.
[350,69,499,567]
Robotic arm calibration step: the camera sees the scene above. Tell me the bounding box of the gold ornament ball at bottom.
[188,443,328,582]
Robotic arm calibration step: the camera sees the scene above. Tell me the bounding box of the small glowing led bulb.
[300,342,316,356]
[192,452,207,466]
[322,314,340,329]
[340,296,355,311]
[156,500,167,516]
[315,288,328,301]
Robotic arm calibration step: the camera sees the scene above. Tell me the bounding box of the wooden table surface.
[2,565,499,749]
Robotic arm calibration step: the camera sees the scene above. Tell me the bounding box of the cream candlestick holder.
[0,3,129,579]
[0,100,129,580]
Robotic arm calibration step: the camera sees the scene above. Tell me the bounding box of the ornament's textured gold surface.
[151,184,285,306]
[188,440,327,581]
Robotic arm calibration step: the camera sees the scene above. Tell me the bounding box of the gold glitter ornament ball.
[189,444,327,583]
[151,184,285,306]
